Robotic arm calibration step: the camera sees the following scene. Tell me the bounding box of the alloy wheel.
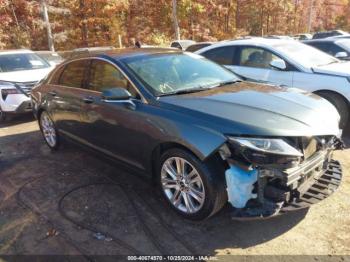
[40,112,57,147]
[161,157,205,214]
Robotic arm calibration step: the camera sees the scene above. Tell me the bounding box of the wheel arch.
[313,89,350,107]
[149,140,225,183]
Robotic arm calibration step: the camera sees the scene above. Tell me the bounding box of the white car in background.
[196,38,350,128]
[0,49,55,121]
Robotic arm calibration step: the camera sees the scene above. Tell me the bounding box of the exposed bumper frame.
[231,159,342,220]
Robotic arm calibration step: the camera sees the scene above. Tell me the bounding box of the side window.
[59,60,86,88]
[89,60,139,98]
[309,43,343,56]
[202,46,235,65]
[313,43,331,53]
[238,47,283,69]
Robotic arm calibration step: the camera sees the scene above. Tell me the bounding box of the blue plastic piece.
[225,165,258,208]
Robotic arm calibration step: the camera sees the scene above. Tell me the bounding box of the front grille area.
[283,150,327,187]
[15,81,37,96]
[285,136,334,162]
[282,160,342,211]
[231,159,342,220]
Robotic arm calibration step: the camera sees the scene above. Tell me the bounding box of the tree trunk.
[307,0,314,33]
[80,0,88,47]
[41,0,54,51]
[235,0,240,29]
[172,0,180,40]
[260,0,265,36]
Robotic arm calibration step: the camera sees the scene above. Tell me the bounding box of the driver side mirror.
[101,87,132,101]
[335,51,348,59]
[270,59,287,70]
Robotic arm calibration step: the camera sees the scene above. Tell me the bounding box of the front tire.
[158,148,227,220]
[39,111,59,150]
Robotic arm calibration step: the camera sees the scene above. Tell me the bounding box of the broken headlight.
[228,137,303,167]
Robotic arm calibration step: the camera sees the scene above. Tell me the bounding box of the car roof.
[303,38,337,43]
[171,40,195,44]
[35,50,60,54]
[196,37,297,53]
[0,49,34,55]
[189,42,213,45]
[67,47,182,61]
[304,38,350,43]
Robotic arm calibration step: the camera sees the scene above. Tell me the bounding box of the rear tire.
[0,107,6,122]
[157,148,227,220]
[39,111,60,150]
[317,92,349,129]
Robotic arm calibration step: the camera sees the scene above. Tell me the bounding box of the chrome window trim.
[48,56,147,103]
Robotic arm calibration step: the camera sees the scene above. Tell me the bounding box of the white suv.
[196,38,350,128]
[0,50,54,121]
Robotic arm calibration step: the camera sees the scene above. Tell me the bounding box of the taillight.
[1,88,20,100]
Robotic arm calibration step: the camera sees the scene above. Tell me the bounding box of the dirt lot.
[0,115,350,260]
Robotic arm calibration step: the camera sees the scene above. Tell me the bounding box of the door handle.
[49,91,57,96]
[83,96,94,104]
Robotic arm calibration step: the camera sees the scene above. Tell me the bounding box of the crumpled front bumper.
[230,159,342,220]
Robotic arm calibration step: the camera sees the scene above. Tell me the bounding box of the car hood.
[0,67,54,83]
[158,82,341,137]
[312,61,350,77]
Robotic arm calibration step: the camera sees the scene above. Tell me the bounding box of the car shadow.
[0,114,35,128]
[0,130,309,255]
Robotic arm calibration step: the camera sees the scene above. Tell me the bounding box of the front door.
[229,46,294,87]
[79,59,151,170]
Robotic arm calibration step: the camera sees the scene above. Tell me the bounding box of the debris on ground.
[93,232,113,242]
[46,229,59,237]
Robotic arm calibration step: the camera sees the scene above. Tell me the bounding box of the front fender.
[165,122,227,161]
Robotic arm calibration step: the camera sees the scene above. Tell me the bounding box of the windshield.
[0,53,50,72]
[272,41,339,67]
[337,40,350,51]
[124,52,239,96]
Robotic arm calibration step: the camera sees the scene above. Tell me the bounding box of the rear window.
[59,60,86,88]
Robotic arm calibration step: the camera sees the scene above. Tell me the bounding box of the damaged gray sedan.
[32,49,344,220]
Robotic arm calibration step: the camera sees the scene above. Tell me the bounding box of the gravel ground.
[0,115,349,260]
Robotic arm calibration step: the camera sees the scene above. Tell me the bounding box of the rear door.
[49,59,88,136]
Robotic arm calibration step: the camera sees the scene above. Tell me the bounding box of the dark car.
[185,42,213,52]
[303,38,350,60]
[31,48,343,220]
[170,40,196,50]
[312,30,348,39]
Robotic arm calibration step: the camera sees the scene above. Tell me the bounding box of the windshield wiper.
[318,60,339,66]
[214,79,240,87]
[159,87,212,96]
